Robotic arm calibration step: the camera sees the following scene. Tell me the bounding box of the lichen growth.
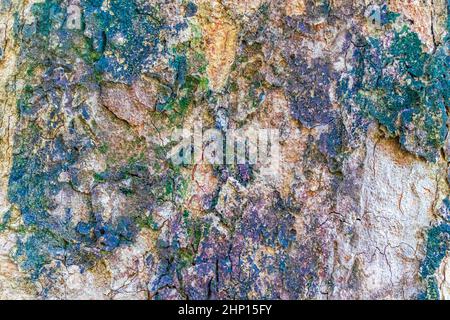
[340,16,449,162]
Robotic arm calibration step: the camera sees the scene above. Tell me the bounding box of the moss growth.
[340,20,449,162]
[98,143,109,154]
[419,224,450,300]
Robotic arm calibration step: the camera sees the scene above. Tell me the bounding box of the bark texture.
[0,0,449,300]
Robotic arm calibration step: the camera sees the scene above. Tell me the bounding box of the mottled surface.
[0,0,449,300]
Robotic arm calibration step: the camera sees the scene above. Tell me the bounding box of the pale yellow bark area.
[0,1,39,299]
[197,0,238,92]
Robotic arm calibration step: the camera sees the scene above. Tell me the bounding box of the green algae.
[419,224,450,299]
[342,22,449,162]
[7,0,170,280]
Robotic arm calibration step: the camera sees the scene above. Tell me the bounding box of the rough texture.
[0,0,449,300]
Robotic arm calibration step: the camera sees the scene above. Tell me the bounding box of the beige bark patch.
[0,3,19,215]
[344,131,448,298]
[285,0,306,16]
[224,0,265,15]
[100,79,156,128]
[257,90,304,198]
[437,255,450,299]
[0,0,36,300]
[0,231,36,299]
[198,1,238,92]
[186,164,219,217]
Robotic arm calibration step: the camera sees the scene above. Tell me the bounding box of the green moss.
[341,22,449,162]
[119,187,134,196]
[419,224,450,299]
[157,31,210,123]
[135,214,159,231]
[178,248,195,270]
[98,143,109,154]
[30,0,63,37]
[162,74,205,124]
[165,179,174,196]
[93,172,107,183]
[0,210,12,233]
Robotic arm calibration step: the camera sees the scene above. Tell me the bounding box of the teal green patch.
[419,224,450,300]
[341,22,449,162]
